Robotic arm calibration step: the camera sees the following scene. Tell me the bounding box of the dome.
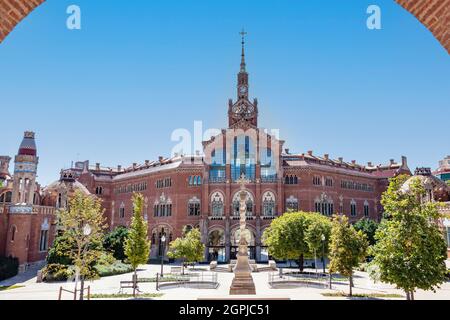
[18,131,37,156]
[400,173,450,202]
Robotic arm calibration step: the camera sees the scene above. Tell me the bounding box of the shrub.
[41,264,74,282]
[0,256,19,281]
[46,234,73,265]
[94,261,133,277]
[96,252,116,266]
[103,226,129,261]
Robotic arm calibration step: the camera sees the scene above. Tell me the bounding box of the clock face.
[239,86,247,94]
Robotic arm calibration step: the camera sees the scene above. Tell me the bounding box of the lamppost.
[160,235,166,278]
[79,223,91,301]
[321,234,326,274]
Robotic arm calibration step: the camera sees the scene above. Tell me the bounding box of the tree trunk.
[133,269,137,298]
[350,275,354,288]
[411,291,414,301]
[79,276,85,301]
[298,254,304,272]
[406,291,410,300]
[349,275,353,297]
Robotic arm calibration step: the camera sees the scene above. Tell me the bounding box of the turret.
[0,156,11,185]
[12,131,39,205]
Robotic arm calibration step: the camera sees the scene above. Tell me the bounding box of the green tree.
[353,218,379,247]
[167,228,205,274]
[46,233,74,266]
[103,226,129,261]
[263,212,312,272]
[329,215,368,296]
[124,193,151,295]
[57,190,107,300]
[370,176,448,300]
[305,214,332,272]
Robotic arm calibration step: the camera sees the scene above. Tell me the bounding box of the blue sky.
[0,0,448,185]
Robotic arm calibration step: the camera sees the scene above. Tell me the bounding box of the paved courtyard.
[1,263,449,300]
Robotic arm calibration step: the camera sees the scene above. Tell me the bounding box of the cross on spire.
[237,173,250,190]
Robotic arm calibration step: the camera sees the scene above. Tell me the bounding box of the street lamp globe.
[321,234,325,242]
[83,224,92,236]
[161,235,166,243]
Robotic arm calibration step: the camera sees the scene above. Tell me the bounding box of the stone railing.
[260,176,278,183]
[209,177,227,183]
[209,216,225,221]
[35,206,56,215]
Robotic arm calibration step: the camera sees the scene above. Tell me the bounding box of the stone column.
[256,217,261,262]
[225,217,231,261]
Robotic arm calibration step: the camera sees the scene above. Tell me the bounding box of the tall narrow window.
[262,191,276,217]
[39,230,48,251]
[350,200,357,217]
[11,226,16,241]
[364,201,370,217]
[188,197,201,216]
[119,203,125,219]
[286,196,299,212]
[211,192,224,217]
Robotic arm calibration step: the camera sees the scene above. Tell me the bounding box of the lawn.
[322,292,404,299]
[0,285,25,291]
[88,293,164,299]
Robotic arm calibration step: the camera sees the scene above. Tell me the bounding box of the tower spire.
[239,28,247,72]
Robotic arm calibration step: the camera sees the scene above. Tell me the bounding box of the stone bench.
[209,261,218,271]
[170,267,182,275]
[269,260,277,270]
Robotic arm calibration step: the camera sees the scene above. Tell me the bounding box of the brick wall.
[0,0,45,43]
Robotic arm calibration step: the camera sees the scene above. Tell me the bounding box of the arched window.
[314,193,334,216]
[188,197,201,216]
[350,200,357,216]
[119,202,125,219]
[286,196,299,212]
[1,191,12,203]
[313,176,322,186]
[11,225,17,241]
[232,191,253,216]
[211,192,224,217]
[95,186,103,195]
[262,191,276,217]
[364,200,370,217]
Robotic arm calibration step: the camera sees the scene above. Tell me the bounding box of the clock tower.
[228,29,258,129]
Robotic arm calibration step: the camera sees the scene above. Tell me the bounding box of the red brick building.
[1,41,413,268]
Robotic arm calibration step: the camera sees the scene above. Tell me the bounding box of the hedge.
[0,256,19,281]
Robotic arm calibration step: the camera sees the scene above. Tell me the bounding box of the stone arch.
[395,0,449,53]
[232,190,254,216]
[207,227,225,246]
[230,225,256,246]
[0,1,448,53]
